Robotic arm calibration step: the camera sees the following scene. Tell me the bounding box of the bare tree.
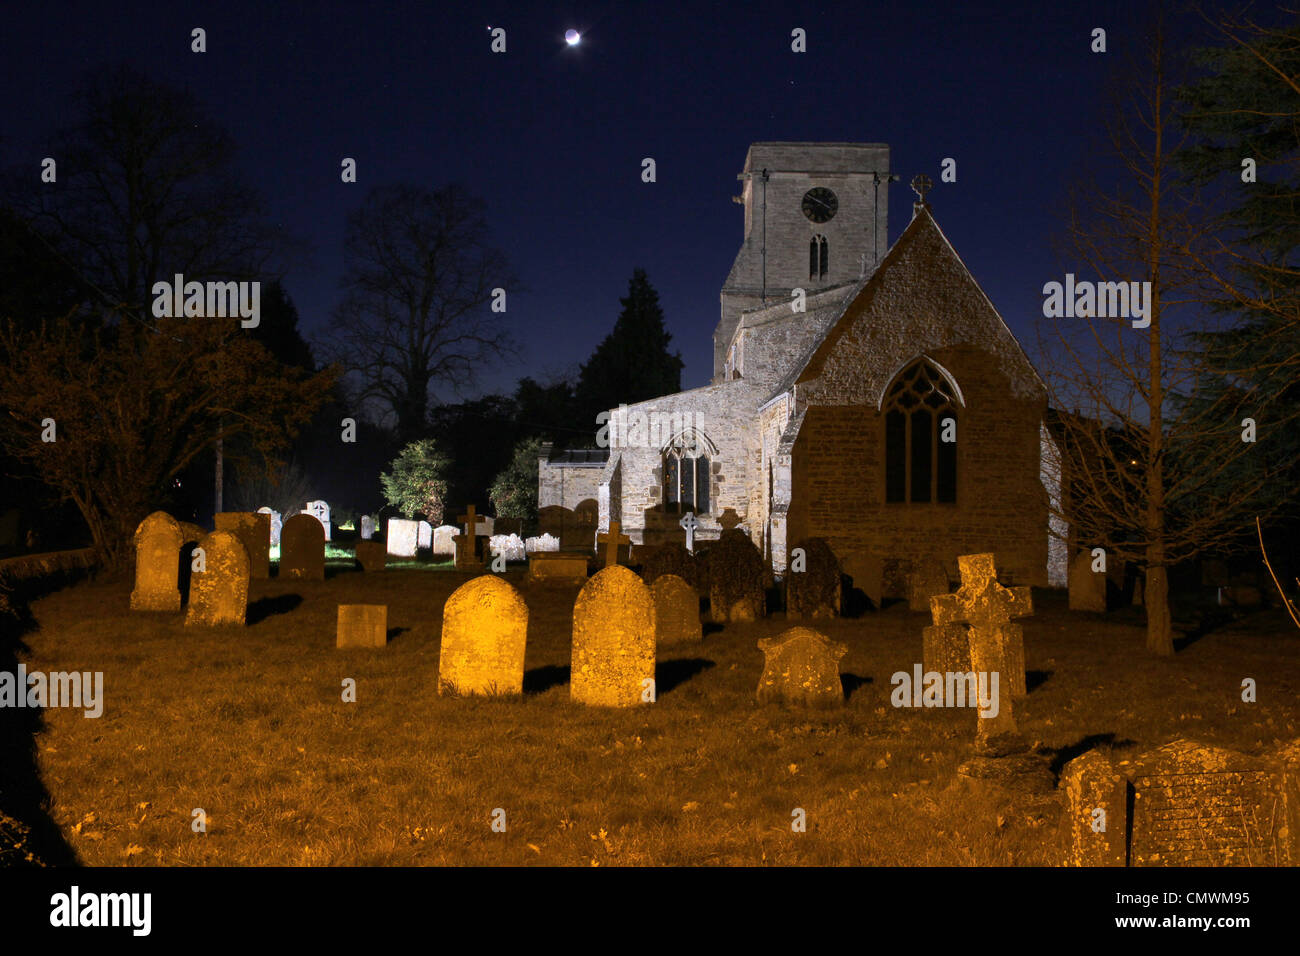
[1038,9,1295,655]
[323,183,516,441]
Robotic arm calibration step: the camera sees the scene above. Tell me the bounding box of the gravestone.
[707,528,765,623]
[303,500,331,540]
[931,553,1029,699]
[185,531,249,626]
[214,512,271,580]
[432,525,459,556]
[907,555,949,612]
[257,507,283,548]
[280,513,325,580]
[178,521,206,545]
[387,518,419,558]
[526,551,589,584]
[355,540,387,571]
[360,515,375,540]
[840,550,884,609]
[756,627,847,708]
[786,537,841,619]
[455,506,487,569]
[570,565,656,707]
[336,604,387,648]
[651,574,702,647]
[489,533,526,563]
[1069,550,1107,612]
[418,521,433,551]
[597,520,632,568]
[525,533,560,553]
[130,511,184,611]
[438,576,528,696]
[1062,739,1300,867]
[641,541,701,590]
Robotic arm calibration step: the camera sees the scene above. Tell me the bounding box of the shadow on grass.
[1044,732,1137,777]
[246,593,303,625]
[0,573,84,867]
[386,626,409,643]
[841,672,872,700]
[523,664,570,695]
[1026,669,1053,693]
[656,657,715,695]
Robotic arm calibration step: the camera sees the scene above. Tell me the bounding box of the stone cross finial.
[597,520,631,568]
[931,553,1032,629]
[679,512,700,553]
[911,174,933,205]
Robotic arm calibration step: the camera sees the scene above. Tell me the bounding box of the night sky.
[4,0,1189,396]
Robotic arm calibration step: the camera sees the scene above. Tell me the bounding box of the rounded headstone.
[571,565,656,706]
[439,575,529,696]
[130,511,183,611]
[281,513,325,580]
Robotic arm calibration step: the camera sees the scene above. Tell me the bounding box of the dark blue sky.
[3,0,1215,395]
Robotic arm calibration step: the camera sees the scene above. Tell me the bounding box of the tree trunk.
[1145,561,1174,655]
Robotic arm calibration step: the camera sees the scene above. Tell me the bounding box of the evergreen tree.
[489,437,545,529]
[574,269,684,433]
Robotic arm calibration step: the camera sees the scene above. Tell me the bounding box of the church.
[538,142,1068,596]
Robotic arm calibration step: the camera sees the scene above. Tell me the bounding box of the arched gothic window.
[809,235,828,280]
[663,436,710,514]
[884,359,959,504]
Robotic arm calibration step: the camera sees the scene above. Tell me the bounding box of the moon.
[565,29,581,46]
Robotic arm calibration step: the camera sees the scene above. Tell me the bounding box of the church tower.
[713,142,891,381]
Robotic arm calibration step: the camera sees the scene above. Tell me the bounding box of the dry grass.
[17,561,1300,866]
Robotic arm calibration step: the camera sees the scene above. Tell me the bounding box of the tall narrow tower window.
[809,235,828,280]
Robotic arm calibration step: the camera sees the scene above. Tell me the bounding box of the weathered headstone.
[214,511,271,580]
[336,604,387,648]
[418,520,433,551]
[786,537,841,619]
[570,565,656,707]
[651,574,702,647]
[597,520,632,568]
[360,515,375,540]
[1062,739,1300,867]
[1069,550,1106,612]
[525,533,560,553]
[707,528,765,623]
[641,541,701,590]
[756,627,847,708]
[526,551,589,584]
[257,507,282,547]
[280,513,325,580]
[185,531,249,626]
[489,533,526,563]
[303,500,331,540]
[907,555,949,612]
[931,553,1030,699]
[130,511,184,611]
[355,540,387,571]
[386,518,419,558]
[432,525,459,556]
[438,576,529,696]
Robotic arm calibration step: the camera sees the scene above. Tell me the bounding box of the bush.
[380,439,451,522]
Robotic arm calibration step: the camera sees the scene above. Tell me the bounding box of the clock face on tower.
[801,187,838,223]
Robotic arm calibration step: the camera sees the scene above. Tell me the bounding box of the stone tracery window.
[884,359,959,504]
[663,436,710,514]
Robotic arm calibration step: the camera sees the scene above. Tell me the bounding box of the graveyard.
[6,519,1298,867]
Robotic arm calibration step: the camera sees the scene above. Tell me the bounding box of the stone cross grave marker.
[931,553,1031,751]
[597,520,631,568]
[130,511,184,611]
[454,505,485,569]
[679,512,700,553]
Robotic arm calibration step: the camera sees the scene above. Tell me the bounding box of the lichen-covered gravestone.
[651,574,702,647]
[907,555,949,612]
[185,531,249,626]
[756,627,847,708]
[1069,550,1106,612]
[438,575,529,696]
[570,565,656,707]
[336,604,387,648]
[130,511,184,611]
[387,518,419,558]
[280,513,325,580]
[786,537,842,619]
[214,511,271,579]
[708,529,765,623]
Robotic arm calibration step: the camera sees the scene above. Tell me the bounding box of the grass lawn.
[18,559,1300,866]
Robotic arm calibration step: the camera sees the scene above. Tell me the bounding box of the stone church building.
[538,142,1068,594]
